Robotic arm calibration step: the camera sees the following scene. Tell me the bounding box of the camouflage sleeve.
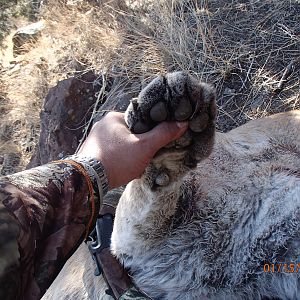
[0,162,100,300]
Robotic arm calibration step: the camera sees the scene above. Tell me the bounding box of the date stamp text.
[263,263,300,273]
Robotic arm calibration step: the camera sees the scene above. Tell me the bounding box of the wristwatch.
[66,155,109,198]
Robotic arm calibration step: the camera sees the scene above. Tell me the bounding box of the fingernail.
[176,121,188,129]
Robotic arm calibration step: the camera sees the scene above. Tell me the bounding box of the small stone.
[223,87,235,96]
[58,152,64,159]
[0,124,13,141]
[1,153,21,175]
[7,64,21,75]
[12,21,45,56]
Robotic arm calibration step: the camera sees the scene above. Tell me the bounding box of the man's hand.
[78,112,188,189]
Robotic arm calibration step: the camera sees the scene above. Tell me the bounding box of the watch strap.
[66,155,109,198]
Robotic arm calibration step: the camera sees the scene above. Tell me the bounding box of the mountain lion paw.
[125,71,216,187]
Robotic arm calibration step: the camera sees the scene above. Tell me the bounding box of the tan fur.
[43,111,300,300]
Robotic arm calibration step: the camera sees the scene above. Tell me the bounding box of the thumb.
[143,121,188,150]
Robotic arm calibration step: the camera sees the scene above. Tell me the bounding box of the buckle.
[87,213,114,276]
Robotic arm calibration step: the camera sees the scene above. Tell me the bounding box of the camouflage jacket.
[0,161,100,300]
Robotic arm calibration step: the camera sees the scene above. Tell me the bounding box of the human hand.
[77,112,188,189]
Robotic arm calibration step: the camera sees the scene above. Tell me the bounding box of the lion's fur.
[43,110,300,300]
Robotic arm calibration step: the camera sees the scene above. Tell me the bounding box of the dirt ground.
[0,0,299,175]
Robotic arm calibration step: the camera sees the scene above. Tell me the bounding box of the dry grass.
[111,0,300,130]
[0,0,299,172]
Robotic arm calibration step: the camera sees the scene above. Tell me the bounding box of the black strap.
[87,206,151,299]
[88,214,114,276]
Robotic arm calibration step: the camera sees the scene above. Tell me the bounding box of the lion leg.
[111,72,216,260]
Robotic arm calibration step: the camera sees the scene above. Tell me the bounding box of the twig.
[218,106,240,127]
[240,56,254,91]
[75,73,107,153]
[277,23,296,39]
[274,58,300,94]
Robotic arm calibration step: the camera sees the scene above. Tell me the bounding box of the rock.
[0,124,13,141]
[0,153,21,176]
[250,95,264,109]
[223,87,236,96]
[27,74,135,169]
[12,21,45,56]
[27,72,103,168]
[92,77,135,123]
[6,63,21,75]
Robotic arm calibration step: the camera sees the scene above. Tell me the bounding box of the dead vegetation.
[0,0,299,172]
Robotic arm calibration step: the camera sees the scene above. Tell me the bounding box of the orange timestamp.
[263,263,300,273]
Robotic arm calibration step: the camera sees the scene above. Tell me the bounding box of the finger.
[142,121,188,150]
[104,111,126,123]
